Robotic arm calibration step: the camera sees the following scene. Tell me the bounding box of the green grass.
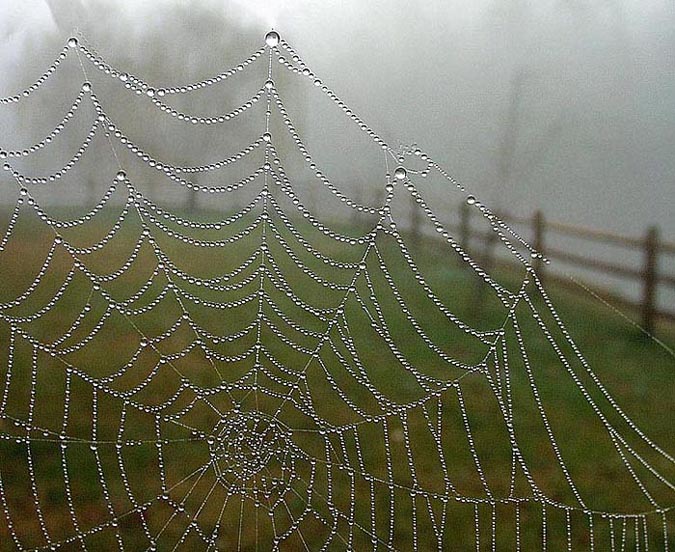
[0,201,673,551]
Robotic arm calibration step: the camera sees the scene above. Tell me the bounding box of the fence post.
[642,226,659,334]
[460,201,471,255]
[352,185,363,226]
[410,192,421,246]
[482,211,499,275]
[533,210,545,282]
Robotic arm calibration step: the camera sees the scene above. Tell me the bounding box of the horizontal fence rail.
[417,202,675,334]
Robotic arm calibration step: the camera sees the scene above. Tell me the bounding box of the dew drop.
[264,79,274,90]
[466,195,476,205]
[265,31,280,47]
[82,82,92,92]
[67,37,78,48]
[394,166,407,180]
[116,170,127,181]
[146,88,155,97]
[262,132,272,143]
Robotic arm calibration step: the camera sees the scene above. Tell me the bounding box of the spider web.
[0,31,673,551]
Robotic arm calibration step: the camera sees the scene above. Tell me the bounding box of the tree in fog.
[5,0,286,212]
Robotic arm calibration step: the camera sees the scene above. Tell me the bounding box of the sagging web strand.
[0,31,672,551]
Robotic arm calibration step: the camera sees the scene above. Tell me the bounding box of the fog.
[1,0,673,309]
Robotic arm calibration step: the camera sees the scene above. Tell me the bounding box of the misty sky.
[2,0,673,231]
[1,0,674,304]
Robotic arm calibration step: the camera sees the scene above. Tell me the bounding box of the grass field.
[0,199,673,551]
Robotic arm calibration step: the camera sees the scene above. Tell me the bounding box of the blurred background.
[0,0,673,324]
[0,2,673,549]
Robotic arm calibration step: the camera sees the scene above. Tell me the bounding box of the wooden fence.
[413,201,675,333]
